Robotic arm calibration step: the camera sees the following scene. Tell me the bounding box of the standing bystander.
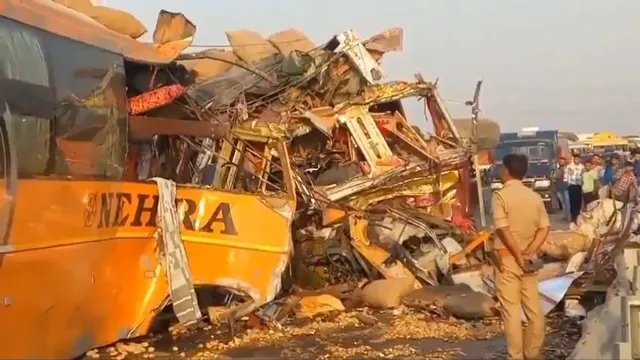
[564,154,584,223]
[599,155,619,199]
[592,154,604,183]
[611,161,637,203]
[492,154,550,360]
[553,156,570,221]
[602,153,621,186]
[633,149,640,182]
[582,160,598,207]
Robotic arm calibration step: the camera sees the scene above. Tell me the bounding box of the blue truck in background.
[489,128,570,213]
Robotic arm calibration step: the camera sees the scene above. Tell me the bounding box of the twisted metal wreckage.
[122,11,626,323]
[27,3,635,355]
[123,11,485,314]
[109,11,630,311]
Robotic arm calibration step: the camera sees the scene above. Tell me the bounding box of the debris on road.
[294,294,345,318]
[84,304,586,359]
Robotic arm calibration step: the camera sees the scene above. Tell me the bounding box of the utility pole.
[465,80,486,227]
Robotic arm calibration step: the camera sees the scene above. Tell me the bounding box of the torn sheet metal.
[480,272,585,318]
[364,27,403,54]
[152,10,196,59]
[335,29,385,84]
[356,81,432,106]
[151,177,202,325]
[319,175,381,202]
[337,105,393,176]
[454,250,588,317]
[301,108,337,137]
[318,162,458,206]
[349,216,422,289]
[349,170,460,210]
[538,272,585,315]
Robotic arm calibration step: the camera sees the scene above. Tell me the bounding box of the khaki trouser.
[494,254,545,360]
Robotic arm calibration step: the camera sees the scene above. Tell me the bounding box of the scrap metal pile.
[117,10,485,294]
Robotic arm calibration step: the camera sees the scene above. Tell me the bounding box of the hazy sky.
[108,0,640,134]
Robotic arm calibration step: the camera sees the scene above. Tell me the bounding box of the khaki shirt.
[492,179,550,251]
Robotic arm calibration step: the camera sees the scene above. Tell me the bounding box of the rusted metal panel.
[129,116,230,139]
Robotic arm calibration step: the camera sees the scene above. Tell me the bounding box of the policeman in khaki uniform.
[491,154,551,360]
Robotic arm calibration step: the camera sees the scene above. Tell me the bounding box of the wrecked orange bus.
[0,1,295,358]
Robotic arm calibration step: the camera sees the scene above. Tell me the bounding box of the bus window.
[46,34,127,179]
[0,19,52,176]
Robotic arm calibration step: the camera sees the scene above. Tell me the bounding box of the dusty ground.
[83,194,579,360]
[83,308,582,360]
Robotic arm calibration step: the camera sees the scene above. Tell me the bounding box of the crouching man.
[491,154,551,360]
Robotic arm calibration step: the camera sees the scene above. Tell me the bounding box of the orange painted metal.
[449,230,492,264]
[0,4,296,357]
[0,179,293,359]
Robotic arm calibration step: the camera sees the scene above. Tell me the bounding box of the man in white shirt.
[564,154,585,223]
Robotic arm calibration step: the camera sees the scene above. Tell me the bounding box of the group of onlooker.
[554,149,640,223]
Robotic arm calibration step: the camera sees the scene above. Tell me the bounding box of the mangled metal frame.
[89,12,638,339]
[128,114,298,321]
[127,21,486,317]
[282,75,487,289]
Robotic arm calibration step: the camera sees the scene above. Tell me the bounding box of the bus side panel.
[0,180,293,359]
[170,186,294,304]
[0,238,167,359]
[0,180,170,359]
